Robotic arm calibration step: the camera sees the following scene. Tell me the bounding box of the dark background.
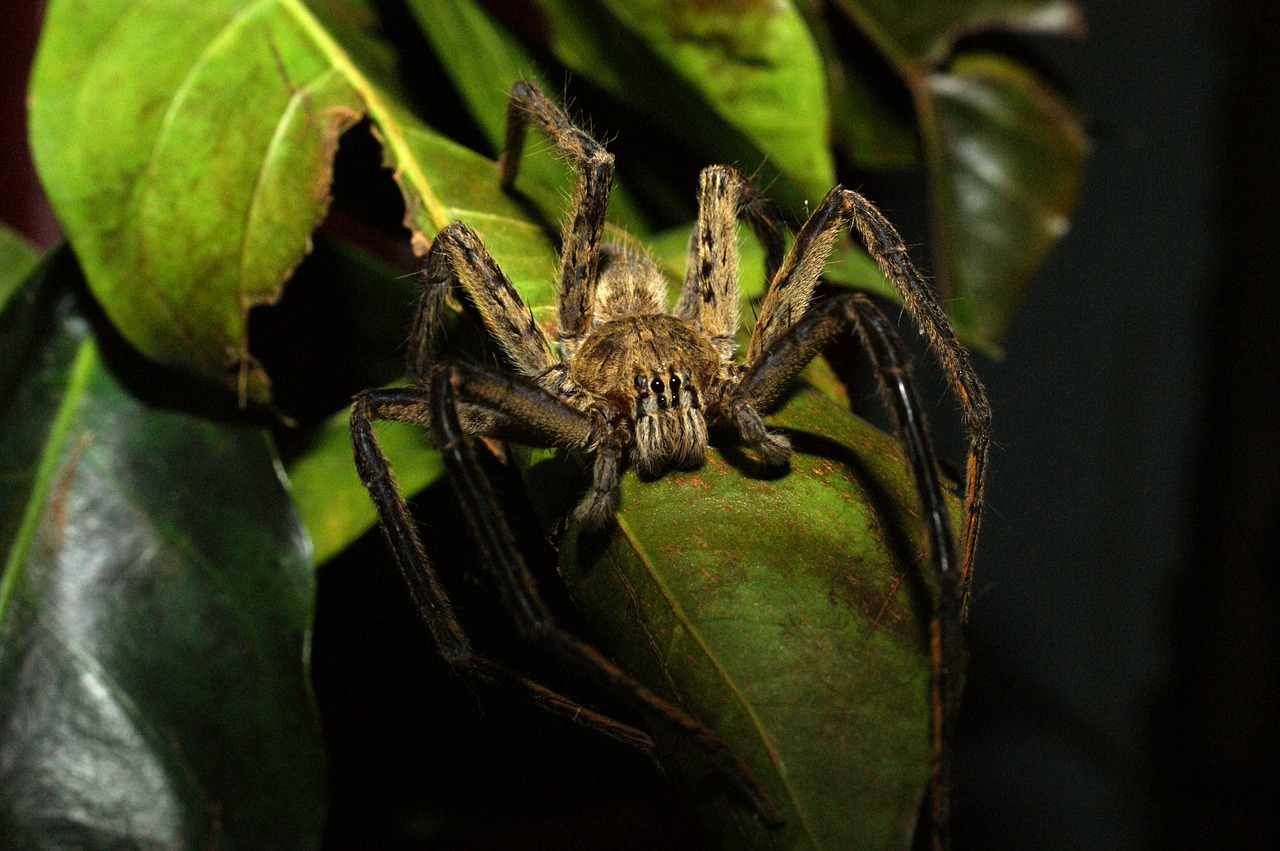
[3,1,1275,848]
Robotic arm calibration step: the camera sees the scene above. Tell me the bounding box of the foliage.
[4,0,1085,846]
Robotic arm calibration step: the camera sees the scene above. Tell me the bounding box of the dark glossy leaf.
[819,1,1087,348]
[923,53,1089,345]
[830,0,1083,69]
[0,253,323,846]
[527,386,952,849]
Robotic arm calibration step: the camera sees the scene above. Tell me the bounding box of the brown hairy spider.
[351,80,990,849]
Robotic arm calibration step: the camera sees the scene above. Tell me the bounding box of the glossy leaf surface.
[923,53,1089,343]
[831,0,1082,68]
[0,255,323,846]
[823,0,1086,350]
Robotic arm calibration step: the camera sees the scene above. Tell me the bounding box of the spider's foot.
[753,430,792,468]
[729,402,792,468]
[572,489,617,529]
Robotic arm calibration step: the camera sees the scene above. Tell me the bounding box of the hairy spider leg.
[349,385,655,754]
[426,363,785,827]
[499,80,614,358]
[746,186,991,620]
[409,221,557,383]
[727,293,961,850]
[675,165,787,364]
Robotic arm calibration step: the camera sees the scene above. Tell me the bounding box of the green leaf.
[527,386,948,849]
[535,0,835,209]
[29,0,368,403]
[0,226,40,313]
[0,251,323,846]
[922,53,1089,345]
[830,0,1083,69]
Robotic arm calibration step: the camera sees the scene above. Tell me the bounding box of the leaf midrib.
[615,513,821,847]
[0,336,96,623]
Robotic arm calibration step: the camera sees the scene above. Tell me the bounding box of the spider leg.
[499,80,614,356]
[409,220,557,382]
[746,187,991,617]
[725,292,960,851]
[674,166,786,363]
[428,362,785,828]
[349,385,655,753]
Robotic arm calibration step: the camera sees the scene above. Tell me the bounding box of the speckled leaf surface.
[526,385,952,849]
[0,254,323,846]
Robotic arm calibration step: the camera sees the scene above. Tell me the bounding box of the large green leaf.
[28,0,563,404]
[526,386,949,849]
[0,252,323,846]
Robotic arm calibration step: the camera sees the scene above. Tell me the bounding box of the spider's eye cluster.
[635,370,694,414]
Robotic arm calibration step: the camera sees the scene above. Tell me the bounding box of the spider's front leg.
[674,165,788,363]
[499,80,614,357]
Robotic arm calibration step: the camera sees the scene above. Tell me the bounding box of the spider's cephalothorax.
[351,80,990,850]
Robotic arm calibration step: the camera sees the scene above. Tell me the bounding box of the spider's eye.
[669,374,682,395]
[650,377,664,395]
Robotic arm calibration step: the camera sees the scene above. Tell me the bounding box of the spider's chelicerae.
[351,80,990,848]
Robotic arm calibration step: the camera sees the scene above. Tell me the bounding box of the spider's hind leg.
[427,362,785,828]
[349,385,653,753]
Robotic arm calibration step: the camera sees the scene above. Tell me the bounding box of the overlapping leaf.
[924,53,1089,342]
[0,253,323,846]
[28,0,561,404]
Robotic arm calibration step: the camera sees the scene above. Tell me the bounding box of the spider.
[350,80,990,849]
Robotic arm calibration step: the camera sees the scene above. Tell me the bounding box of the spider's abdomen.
[570,314,720,475]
